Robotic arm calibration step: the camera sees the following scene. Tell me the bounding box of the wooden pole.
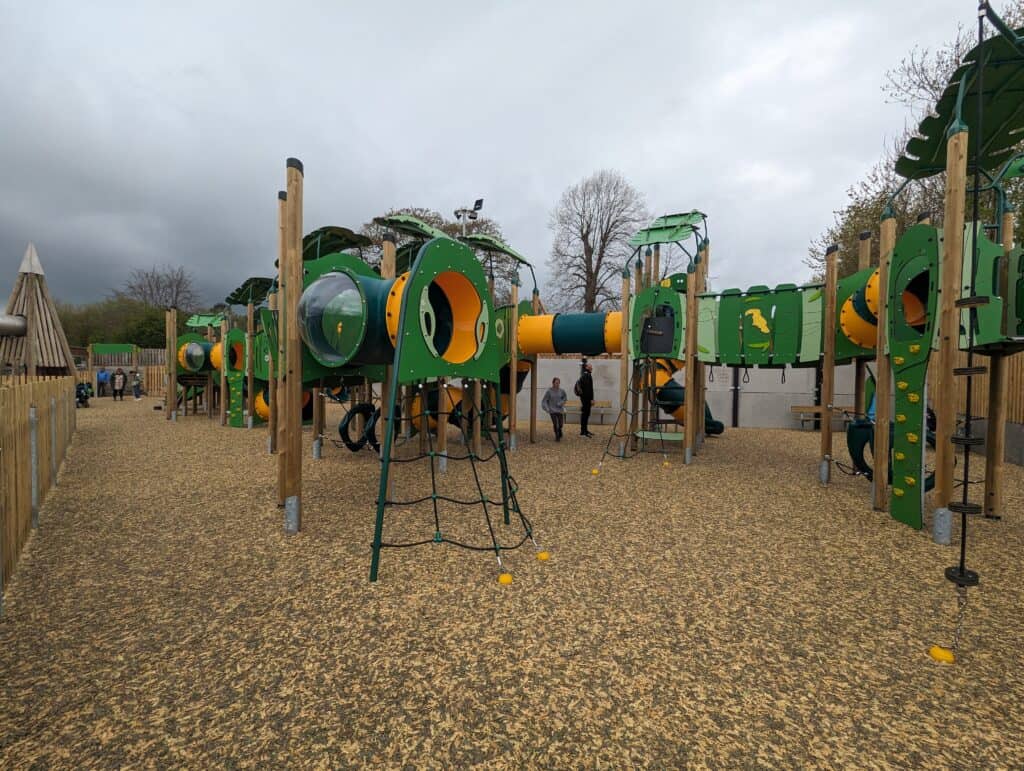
[934,130,968,509]
[652,244,661,286]
[268,289,279,454]
[312,383,325,459]
[282,158,304,533]
[166,309,177,419]
[630,256,643,451]
[854,230,872,415]
[246,301,255,428]
[643,246,652,289]
[984,208,1015,518]
[616,269,631,457]
[529,290,539,443]
[508,279,519,450]
[820,245,839,484]
[683,252,700,464]
[873,215,897,510]
[437,378,449,471]
[87,344,94,396]
[24,274,38,377]
[219,319,228,426]
[695,241,709,443]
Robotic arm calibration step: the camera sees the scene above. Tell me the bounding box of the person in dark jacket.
[577,363,595,437]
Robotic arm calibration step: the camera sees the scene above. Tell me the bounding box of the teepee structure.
[0,243,76,376]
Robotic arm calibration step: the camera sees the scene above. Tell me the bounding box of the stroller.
[75,381,91,408]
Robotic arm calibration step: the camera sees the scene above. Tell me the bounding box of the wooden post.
[630,256,643,451]
[461,378,472,446]
[87,344,94,397]
[643,246,652,289]
[132,345,139,376]
[695,241,710,443]
[820,246,839,484]
[275,191,287,494]
[984,208,1015,518]
[282,159,304,533]
[380,233,397,462]
[872,214,897,510]
[508,279,519,450]
[683,251,700,464]
[616,269,631,457]
[312,383,325,459]
[854,230,872,415]
[652,244,661,285]
[934,130,969,509]
[246,301,255,428]
[165,309,177,419]
[529,290,540,443]
[219,320,228,425]
[268,289,279,454]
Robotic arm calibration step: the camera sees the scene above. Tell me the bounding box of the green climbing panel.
[716,289,743,366]
[798,285,824,367]
[741,286,773,366]
[769,284,803,366]
[960,223,1007,350]
[696,295,719,364]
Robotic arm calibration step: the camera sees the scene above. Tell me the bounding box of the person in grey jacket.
[541,377,568,441]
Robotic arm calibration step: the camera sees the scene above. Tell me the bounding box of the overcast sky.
[0,0,976,307]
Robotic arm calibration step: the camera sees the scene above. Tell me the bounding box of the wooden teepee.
[0,243,76,376]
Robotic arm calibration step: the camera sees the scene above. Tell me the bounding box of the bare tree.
[548,170,650,312]
[119,265,200,310]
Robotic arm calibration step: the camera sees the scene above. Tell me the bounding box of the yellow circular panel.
[385,272,410,346]
[603,311,623,354]
[210,342,224,370]
[177,343,189,369]
[254,389,270,420]
[864,268,881,316]
[839,295,877,349]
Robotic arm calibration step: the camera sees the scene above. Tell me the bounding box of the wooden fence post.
[29,404,39,529]
[820,245,839,484]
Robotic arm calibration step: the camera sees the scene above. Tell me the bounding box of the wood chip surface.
[1,396,1022,767]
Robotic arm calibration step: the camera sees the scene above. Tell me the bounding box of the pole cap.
[858,230,872,241]
[286,157,304,174]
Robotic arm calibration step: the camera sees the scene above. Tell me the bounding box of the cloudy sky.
[0,0,975,307]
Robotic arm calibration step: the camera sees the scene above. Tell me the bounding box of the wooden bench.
[564,399,614,425]
[790,405,855,430]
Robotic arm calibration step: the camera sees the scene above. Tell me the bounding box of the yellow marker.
[894,451,906,461]
[662,460,670,468]
[897,381,909,391]
[591,468,600,476]
[896,414,907,423]
[498,573,513,585]
[909,343,921,354]
[905,476,916,487]
[660,278,671,288]
[893,488,905,497]
[908,393,920,403]
[893,355,905,365]
[929,645,955,664]
[744,308,771,334]
[907,433,919,444]
[537,551,550,562]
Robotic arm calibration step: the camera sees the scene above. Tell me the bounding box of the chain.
[952,585,968,652]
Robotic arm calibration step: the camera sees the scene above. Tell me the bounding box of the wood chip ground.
[1,397,1022,767]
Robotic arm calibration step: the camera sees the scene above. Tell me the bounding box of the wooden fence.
[84,363,167,398]
[953,351,1024,424]
[0,377,76,604]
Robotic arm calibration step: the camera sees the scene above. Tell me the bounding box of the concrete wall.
[516,356,859,431]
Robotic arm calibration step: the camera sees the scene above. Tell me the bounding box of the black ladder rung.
[955,296,990,308]
[951,434,985,447]
[949,501,983,515]
[953,366,987,376]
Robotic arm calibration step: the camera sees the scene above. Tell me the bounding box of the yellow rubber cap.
[537,551,550,562]
[928,645,955,664]
[498,573,513,585]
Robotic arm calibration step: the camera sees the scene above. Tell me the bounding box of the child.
[131,370,143,400]
[541,377,567,441]
[112,368,127,401]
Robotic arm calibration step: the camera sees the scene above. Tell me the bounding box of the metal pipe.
[0,314,27,337]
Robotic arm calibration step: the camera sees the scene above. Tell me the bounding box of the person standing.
[541,377,567,441]
[576,362,595,437]
[111,368,127,401]
[96,367,109,397]
[131,370,143,400]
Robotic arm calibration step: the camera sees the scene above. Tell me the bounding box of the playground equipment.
[0,243,76,377]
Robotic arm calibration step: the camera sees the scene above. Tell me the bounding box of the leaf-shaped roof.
[629,210,706,248]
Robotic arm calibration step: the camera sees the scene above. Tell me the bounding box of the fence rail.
[1,377,76,604]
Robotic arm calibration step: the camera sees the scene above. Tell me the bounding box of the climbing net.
[593,358,678,475]
[371,380,545,580]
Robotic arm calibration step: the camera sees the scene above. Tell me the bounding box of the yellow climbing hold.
[896,414,907,423]
[907,433,919,444]
[498,573,513,585]
[909,343,921,354]
[893,355,905,365]
[591,468,600,476]
[897,381,909,391]
[893,488,905,497]
[537,551,550,562]
[929,645,956,664]
[894,451,906,461]
[905,476,916,487]
[744,308,771,334]
[908,393,921,403]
